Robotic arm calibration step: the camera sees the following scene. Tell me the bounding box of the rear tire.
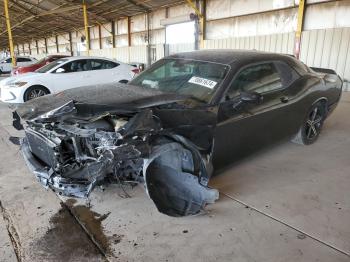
[23,86,49,102]
[292,101,326,145]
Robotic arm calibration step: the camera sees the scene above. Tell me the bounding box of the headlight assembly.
[8,81,27,87]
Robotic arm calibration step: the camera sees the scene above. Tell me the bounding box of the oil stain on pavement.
[65,199,115,254]
[32,201,108,261]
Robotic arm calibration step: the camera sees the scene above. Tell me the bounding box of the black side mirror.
[240,91,263,104]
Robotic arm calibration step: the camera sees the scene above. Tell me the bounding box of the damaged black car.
[16,50,343,217]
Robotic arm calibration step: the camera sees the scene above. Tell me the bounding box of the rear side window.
[90,59,119,70]
[17,57,32,62]
[50,57,60,62]
[274,61,299,87]
[228,63,282,98]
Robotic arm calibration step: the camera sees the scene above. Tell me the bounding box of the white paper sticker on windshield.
[142,79,158,88]
[188,76,217,89]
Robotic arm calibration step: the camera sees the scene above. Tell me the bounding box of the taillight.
[131,68,140,74]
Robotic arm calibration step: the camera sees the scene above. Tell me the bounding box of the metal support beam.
[111,21,116,48]
[294,0,306,59]
[98,25,102,49]
[68,32,73,56]
[202,0,206,41]
[165,7,169,18]
[83,0,90,55]
[28,42,31,55]
[55,35,59,53]
[36,40,39,54]
[44,38,48,54]
[22,44,25,55]
[185,0,205,49]
[127,16,131,47]
[3,0,16,66]
[146,12,151,66]
[125,0,150,12]
[16,44,20,55]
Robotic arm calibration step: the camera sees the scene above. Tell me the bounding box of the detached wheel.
[292,102,326,145]
[24,86,49,102]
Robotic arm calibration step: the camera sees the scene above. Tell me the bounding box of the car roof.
[168,49,297,66]
[63,56,120,62]
[47,55,70,58]
[1,55,33,59]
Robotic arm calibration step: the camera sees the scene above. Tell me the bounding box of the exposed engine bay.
[20,101,219,217]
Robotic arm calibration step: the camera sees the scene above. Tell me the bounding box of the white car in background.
[0,56,37,74]
[0,56,138,103]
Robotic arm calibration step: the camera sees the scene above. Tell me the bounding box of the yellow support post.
[185,0,202,19]
[3,0,16,66]
[185,0,204,49]
[83,0,90,55]
[295,0,306,59]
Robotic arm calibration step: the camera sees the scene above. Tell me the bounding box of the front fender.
[143,137,219,217]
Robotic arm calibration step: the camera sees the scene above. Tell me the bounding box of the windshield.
[36,59,68,73]
[130,58,229,103]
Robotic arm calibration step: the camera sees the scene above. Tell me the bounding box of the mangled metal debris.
[18,84,219,217]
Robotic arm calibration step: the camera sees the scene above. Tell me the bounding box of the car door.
[17,57,34,67]
[212,61,299,168]
[0,58,12,72]
[88,59,122,84]
[49,59,92,92]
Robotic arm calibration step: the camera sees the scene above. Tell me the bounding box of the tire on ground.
[292,101,327,145]
[23,86,50,102]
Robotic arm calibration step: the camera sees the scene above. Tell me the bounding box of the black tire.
[292,101,327,145]
[23,86,49,102]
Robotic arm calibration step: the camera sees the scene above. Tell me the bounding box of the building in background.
[10,0,350,90]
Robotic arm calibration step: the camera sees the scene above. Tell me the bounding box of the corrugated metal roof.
[0,0,184,48]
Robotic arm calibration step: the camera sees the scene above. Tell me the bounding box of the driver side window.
[226,63,282,99]
[56,59,90,73]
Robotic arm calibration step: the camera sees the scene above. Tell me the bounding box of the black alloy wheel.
[305,106,323,140]
[292,102,326,145]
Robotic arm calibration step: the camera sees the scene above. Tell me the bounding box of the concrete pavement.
[0,94,349,261]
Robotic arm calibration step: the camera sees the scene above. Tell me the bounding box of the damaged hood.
[16,83,197,121]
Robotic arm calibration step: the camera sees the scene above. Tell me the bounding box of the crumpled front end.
[20,102,218,216]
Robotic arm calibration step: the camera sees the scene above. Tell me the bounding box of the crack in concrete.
[0,201,22,262]
[59,201,110,262]
[221,192,350,258]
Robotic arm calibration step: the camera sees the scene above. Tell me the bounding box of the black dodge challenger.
[16,50,343,217]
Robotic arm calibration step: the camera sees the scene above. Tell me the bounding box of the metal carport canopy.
[0,0,185,48]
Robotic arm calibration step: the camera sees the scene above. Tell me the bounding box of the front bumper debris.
[19,104,219,216]
[21,137,96,197]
